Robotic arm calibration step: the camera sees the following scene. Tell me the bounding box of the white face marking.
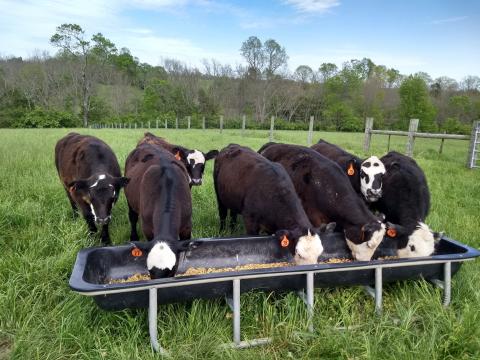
[294,230,323,265]
[109,184,116,198]
[186,150,205,167]
[90,174,106,188]
[147,242,176,270]
[397,222,435,258]
[360,156,386,202]
[346,224,385,261]
[89,203,97,222]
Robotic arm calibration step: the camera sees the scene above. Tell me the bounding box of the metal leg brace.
[428,262,452,306]
[148,288,168,355]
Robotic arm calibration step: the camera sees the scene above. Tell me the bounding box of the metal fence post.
[363,117,374,153]
[269,116,275,141]
[307,116,314,146]
[467,120,480,168]
[242,115,246,137]
[220,115,224,133]
[406,118,419,157]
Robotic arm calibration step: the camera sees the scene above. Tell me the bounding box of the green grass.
[0,128,479,359]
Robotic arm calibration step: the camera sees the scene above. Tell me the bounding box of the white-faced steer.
[138,132,218,186]
[124,144,199,278]
[214,144,335,265]
[260,143,387,261]
[374,151,442,258]
[311,139,386,202]
[55,133,129,244]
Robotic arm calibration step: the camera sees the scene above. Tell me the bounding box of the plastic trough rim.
[69,236,480,296]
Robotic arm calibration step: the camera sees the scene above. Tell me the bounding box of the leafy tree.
[399,75,436,131]
[240,36,265,79]
[50,23,91,127]
[318,63,338,82]
[91,33,117,64]
[294,65,314,83]
[263,39,288,77]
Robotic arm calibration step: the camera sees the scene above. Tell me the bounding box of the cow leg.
[85,214,97,234]
[128,206,139,242]
[65,190,78,218]
[218,202,228,232]
[230,211,238,232]
[100,224,111,245]
[179,226,192,240]
[243,215,260,235]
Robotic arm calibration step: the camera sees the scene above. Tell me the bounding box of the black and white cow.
[138,132,218,186]
[375,151,441,258]
[311,139,386,202]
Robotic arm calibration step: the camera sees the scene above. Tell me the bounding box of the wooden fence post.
[202,116,206,130]
[187,116,191,130]
[363,117,374,153]
[467,120,480,168]
[387,134,391,151]
[175,117,178,130]
[141,122,143,129]
[165,118,168,129]
[269,116,275,141]
[307,116,314,146]
[156,119,159,129]
[406,118,419,157]
[439,131,446,154]
[220,115,224,133]
[135,123,137,129]
[242,115,246,136]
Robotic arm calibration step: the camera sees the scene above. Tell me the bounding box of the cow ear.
[346,159,357,176]
[68,179,88,193]
[205,150,219,161]
[172,147,188,162]
[376,213,386,222]
[115,177,130,188]
[433,231,444,241]
[319,222,336,234]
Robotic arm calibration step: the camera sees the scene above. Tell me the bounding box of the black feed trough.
[69,233,480,352]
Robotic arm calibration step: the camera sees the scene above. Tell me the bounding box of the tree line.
[0,23,479,133]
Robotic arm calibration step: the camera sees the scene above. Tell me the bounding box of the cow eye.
[374,163,379,167]
[410,244,415,252]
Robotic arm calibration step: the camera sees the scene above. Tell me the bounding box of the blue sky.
[0,0,478,80]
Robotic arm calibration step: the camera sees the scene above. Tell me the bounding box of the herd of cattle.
[55,132,442,278]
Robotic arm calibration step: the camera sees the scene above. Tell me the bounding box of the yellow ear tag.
[347,164,355,176]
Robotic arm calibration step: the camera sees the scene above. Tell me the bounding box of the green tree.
[50,24,91,127]
[398,75,436,131]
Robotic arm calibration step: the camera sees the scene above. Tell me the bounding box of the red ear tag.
[347,164,355,176]
[280,235,290,248]
[131,248,143,257]
[175,151,181,161]
[387,228,397,238]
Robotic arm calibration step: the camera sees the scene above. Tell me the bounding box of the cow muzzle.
[95,216,111,225]
[366,189,382,202]
[191,178,202,186]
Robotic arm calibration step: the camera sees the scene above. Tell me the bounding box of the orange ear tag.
[347,164,355,176]
[69,186,75,194]
[131,248,143,257]
[175,151,182,161]
[387,228,397,238]
[280,235,290,248]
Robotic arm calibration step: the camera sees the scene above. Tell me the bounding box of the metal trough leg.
[363,267,382,315]
[224,278,271,349]
[148,288,168,355]
[443,262,451,307]
[306,272,314,332]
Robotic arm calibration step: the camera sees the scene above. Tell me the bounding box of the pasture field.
[0,128,479,360]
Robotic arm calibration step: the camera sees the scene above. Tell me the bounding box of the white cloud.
[284,0,340,14]
[429,16,468,25]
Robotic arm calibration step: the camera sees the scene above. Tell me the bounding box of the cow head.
[360,156,386,202]
[275,223,335,265]
[386,222,440,258]
[68,174,129,225]
[172,147,219,186]
[131,239,202,279]
[345,221,386,261]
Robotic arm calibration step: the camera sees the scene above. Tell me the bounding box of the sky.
[0,0,479,80]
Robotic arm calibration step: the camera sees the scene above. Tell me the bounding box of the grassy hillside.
[0,128,479,359]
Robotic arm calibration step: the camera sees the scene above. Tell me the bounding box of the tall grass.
[0,128,479,359]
